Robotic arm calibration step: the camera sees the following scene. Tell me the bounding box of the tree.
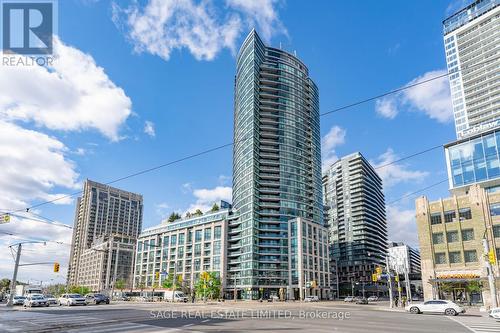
[194,272,221,301]
[210,203,219,212]
[466,281,482,293]
[0,278,10,292]
[162,274,173,289]
[115,279,126,293]
[69,285,90,295]
[168,212,181,222]
[185,212,192,218]
[45,284,67,297]
[193,209,203,217]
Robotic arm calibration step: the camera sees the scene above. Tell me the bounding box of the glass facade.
[446,129,500,189]
[230,30,324,296]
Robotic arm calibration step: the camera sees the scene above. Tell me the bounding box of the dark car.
[84,293,110,305]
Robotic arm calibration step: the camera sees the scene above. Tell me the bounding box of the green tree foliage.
[0,278,10,292]
[69,285,90,295]
[193,209,203,217]
[210,203,219,212]
[44,284,67,297]
[115,279,126,291]
[466,281,482,293]
[194,271,221,300]
[168,212,181,222]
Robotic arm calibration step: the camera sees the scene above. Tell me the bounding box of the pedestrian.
[394,296,399,307]
[402,296,407,307]
[191,293,195,303]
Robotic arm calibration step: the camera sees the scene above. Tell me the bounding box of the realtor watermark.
[150,310,352,321]
[1,0,57,66]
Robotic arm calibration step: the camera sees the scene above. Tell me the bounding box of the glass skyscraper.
[229,30,325,299]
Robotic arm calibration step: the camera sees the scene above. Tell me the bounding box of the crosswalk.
[449,315,500,332]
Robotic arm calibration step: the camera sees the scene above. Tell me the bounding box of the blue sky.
[0,0,469,282]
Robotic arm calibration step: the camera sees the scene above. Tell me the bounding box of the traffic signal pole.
[483,238,498,308]
[386,256,393,308]
[6,244,22,307]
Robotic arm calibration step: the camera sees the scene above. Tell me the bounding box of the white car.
[344,296,355,302]
[24,295,49,307]
[489,307,500,319]
[406,300,465,316]
[58,294,87,306]
[44,294,58,305]
[304,296,319,302]
[367,296,378,302]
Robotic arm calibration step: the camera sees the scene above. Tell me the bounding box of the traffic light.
[372,273,378,282]
[489,250,496,265]
[375,266,382,274]
[395,275,399,282]
[54,262,59,273]
[155,271,160,279]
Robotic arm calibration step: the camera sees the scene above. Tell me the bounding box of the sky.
[0,0,471,284]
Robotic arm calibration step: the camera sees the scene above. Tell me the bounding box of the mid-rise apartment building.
[67,180,143,291]
[388,242,421,275]
[323,152,388,295]
[416,184,500,306]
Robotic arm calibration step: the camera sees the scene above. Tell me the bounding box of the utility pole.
[7,244,21,307]
[404,260,411,302]
[386,256,393,308]
[396,267,402,306]
[483,238,498,308]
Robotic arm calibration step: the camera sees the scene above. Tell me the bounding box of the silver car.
[12,296,26,306]
[24,295,49,307]
[58,294,87,306]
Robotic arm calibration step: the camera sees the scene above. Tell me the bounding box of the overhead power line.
[387,178,449,205]
[7,58,496,215]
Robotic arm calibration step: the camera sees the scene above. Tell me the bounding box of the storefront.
[429,273,484,305]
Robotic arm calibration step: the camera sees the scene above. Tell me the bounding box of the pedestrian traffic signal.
[54,262,59,273]
[489,250,496,265]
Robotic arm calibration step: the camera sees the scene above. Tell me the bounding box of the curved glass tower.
[229,30,323,299]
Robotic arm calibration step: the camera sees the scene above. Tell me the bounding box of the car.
[406,300,465,316]
[43,294,58,305]
[344,296,355,302]
[84,293,110,305]
[23,295,49,307]
[12,296,26,306]
[304,295,319,302]
[355,297,369,304]
[266,295,279,302]
[58,294,87,306]
[367,296,378,302]
[489,307,500,319]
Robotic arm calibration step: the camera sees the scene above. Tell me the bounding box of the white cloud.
[144,120,156,137]
[0,214,73,284]
[371,148,429,188]
[187,186,232,213]
[321,125,346,170]
[112,0,285,61]
[375,70,453,123]
[386,205,418,247]
[218,175,232,186]
[155,202,170,218]
[375,97,398,119]
[0,38,132,141]
[0,120,79,210]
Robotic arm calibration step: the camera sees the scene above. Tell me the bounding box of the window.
[170,235,177,246]
[462,229,474,241]
[204,228,212,241]
[178,233,185,245]
[464,250,477,263]
[444,210,456,223]
[435,253,446,264]
[195,244,201,256]
[491,203,500,217]
[459,208,472,220]
[214,226,222,239]
[432,232,444,244]
[195,230,202,242]
[431,213,442,225]
[447,231,459,243]
[494,225,500,238]
[449,251,461,263]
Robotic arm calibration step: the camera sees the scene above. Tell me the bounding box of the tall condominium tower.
[229,30,327,300]
[67,180,143,291]
[323,152,387,296]
[443,0,499,139]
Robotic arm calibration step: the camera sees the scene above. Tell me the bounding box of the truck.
[15,285,43,297]
[164,290,188,302]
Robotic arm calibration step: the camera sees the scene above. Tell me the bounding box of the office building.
[133,208,229,293]
[416,184,500,306]
[443,0,499,139]
[323,152,388,296]
[67,180,143,291]
[229,30,329,300]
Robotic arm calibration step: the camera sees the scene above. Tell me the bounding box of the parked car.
[12,296,26,306]
[267,295,279,302]
[367,296,378,302]
[304,295,319,302]
[406,300,465,316]
[23,295,49,307]
[489,307,500,319]
[344,296,355,302]
[355,297,369,304]
[84,293,110,305]
[58,294,87,306]
[43,294,58,305]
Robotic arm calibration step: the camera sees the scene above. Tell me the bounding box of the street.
[1,301,498,333]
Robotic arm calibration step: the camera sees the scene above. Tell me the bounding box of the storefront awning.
[429,278,483,283]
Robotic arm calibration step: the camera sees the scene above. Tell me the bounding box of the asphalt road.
[0,301,496,333]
